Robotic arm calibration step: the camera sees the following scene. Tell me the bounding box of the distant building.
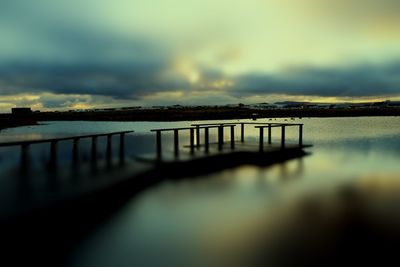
[11,107,32,115]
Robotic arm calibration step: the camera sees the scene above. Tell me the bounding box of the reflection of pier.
[0,122,311,266]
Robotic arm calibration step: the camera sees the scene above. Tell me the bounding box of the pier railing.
[150,125,236,158]
[151,122,304,159]
[192,122,303,147]
[0,130,134,170]
[1,122,305,166]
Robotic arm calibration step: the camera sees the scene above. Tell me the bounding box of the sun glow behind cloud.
[174,57,201,84]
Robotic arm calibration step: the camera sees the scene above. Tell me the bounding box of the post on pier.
[49,140,58,170]
[21,143,30,170]
[174,129,179,157]
[119,133,125,164]
[240,123,245,142]
[281,125,286,148]
[298,124,303,146]
[106,134,112,165]
[204,127,209,153]
[259,127,264,151]
[230,125,235,149]
[196,125,200,147]
[156,131,162,160]
[268,124,272,144]
[218,125,224,151]
[72,138,80,165]
[190,128,195,154]
[91,136,98,162]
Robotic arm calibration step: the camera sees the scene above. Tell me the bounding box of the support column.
[156,131,162,160]
[119,133,125,164]
[240,123,244,142]
[91,136,97,162]
[190,128,195,154]
[259,128,264,151]
[230,125,235,149]
[281,126,286,148]
[106,134,112,165]
[204,127,209,153]
[49,141,58,170]
[299,124,303,146]
[268,124,272,144]
[72,138,79,164]
[196,125,200,147]
[21,144,30,170]
[174,129,179,157]
[218,125,224,151]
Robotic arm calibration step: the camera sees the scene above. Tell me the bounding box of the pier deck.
[138,141,310,163]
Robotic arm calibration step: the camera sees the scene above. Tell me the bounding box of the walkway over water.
[0,121,312,266]
[0,130,133,172]
[147,122,305,162]
[0,122,310,222]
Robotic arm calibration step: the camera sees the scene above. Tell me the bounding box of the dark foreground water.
[1,117,400,266]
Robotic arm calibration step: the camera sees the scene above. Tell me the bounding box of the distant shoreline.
[1,107,399,131]
[0,119,38,131]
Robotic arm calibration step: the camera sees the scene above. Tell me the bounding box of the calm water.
[1,117,400,266]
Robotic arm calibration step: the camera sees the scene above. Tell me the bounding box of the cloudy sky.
[1,0,400,112]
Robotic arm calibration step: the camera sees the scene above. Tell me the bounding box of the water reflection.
[244,175,400,266]
[1,117,400,266]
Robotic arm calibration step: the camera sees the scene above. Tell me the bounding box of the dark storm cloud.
[2,61,400,100]
[0,0,191,99]
[233,63,400,97]
[1,0,400,103]
[0,62,189,99]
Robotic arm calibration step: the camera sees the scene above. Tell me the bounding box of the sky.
[1,0,400,112]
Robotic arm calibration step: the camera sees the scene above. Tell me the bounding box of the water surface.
[1,117,400,266]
